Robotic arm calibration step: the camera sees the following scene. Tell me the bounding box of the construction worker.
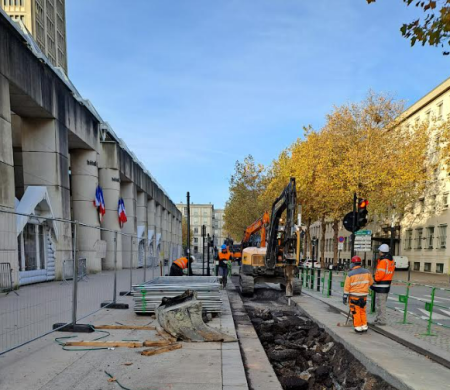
[169,256,194,276]
[343,256,374,333]
[371,244,395,326]
[216,244,232,288]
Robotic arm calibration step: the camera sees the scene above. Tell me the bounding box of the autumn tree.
[367,0,450,54]
[224,156,270,241]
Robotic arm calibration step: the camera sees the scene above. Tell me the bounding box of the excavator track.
[240,274,255,297]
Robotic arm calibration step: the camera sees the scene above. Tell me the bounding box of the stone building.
[0,11,182,286]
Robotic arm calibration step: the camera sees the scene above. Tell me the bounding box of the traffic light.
[357,199,369,229]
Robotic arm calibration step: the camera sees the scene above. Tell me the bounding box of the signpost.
[354,230,372,252]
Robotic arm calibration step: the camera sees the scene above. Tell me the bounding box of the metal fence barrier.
[0,209,182,356]
[0,263,17,296]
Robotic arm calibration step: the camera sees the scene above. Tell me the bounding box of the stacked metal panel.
[132,276,222,314]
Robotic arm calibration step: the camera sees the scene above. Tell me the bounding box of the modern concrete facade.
[0,11,181,286]
[1,0,68,74]
[311,77,450,274]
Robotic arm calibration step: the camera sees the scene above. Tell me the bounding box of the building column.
[71,149,101,272]
[147,198,156,264]
[137,191,148,267]
[155,204,162,261]
[21,117,71,279]
[121,182,137,268]
[98,142,122,270]
[0,74,18,284]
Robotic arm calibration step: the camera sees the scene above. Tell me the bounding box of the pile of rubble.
[247,307,396,390]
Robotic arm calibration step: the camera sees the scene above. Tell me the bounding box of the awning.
[148,229,155,247]
[137,225,146,242]
[15,186,58,238]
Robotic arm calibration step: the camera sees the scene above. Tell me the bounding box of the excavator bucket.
[156,290,237,342]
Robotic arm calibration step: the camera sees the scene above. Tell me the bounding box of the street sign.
[354,230,372,252]
[338,236,345,243]
[338,242,344,251]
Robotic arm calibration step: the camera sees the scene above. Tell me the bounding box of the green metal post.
[422,287,437,336]
[402,282,411,324]
[370,289,375,314]
[305,268,309,288]
[311,268,315,290]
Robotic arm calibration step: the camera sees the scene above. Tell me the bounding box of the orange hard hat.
[351,256,362,263]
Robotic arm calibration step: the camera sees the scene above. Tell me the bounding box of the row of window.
[3,0,24,7]
[414,262,445,273]
[404,225,447,250]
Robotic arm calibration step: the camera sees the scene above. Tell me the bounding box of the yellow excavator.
[239,178,301,297]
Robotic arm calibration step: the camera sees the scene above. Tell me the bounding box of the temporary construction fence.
[299,266,450,335]
[0,208,179,356]
[132,276,222,314]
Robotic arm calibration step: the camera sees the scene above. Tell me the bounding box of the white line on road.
[424,294,450,302]
[417,308,450,320]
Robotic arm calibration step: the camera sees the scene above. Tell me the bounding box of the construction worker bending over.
[343,256,374,333]
[216,244,232,288]
[170,256,194,276]
[371,244,395,326]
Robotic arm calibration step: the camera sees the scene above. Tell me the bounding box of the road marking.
[424,294,450,302]
[417,308,450,320]
[438,309,450,317]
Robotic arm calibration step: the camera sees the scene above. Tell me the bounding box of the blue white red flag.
[93,185,106,223]
[118,198,127,228]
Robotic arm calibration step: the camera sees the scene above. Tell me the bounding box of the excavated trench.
[242,287,397,390]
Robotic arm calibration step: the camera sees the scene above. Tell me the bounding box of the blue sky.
[67,0,450,208]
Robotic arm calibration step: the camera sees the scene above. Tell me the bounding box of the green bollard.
[370,289,376,314]
[311,268,315,290]
[421,287,437,336]
[327,270,332,297]
[399,282,411,324]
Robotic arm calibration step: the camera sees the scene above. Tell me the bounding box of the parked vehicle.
[393,256,409,270]
[302,259,321,269]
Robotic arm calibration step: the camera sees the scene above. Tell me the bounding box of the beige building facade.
[315,77,450,274]
[1,0,68,73]
[214,209,228,248]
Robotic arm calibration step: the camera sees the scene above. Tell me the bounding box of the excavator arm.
[242,211,270,248]
[266,177,297,270]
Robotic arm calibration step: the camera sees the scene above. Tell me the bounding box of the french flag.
[94,185,106,223]
[118,198,127,228]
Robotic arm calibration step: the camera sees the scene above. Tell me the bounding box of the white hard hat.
[189,256,195,262]
[378,244,390,252]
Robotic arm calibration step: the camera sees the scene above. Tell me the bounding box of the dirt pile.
[247,307,396,390]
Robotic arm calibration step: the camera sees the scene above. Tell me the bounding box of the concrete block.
[0,73,11,123]
[0,117,13,166]
[0,163,15,208]
[98,167,120,191]
[98,142,119,169]
[21,118,58,153]
[70,149,98,177]
[22,151,69,188]
[71,174,98,201]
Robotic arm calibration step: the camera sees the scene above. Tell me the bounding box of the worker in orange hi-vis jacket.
[343,256,374,333]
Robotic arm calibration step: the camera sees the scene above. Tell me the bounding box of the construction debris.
[141,343,182,356]
[132,276,222,314]
[156,290,236,342]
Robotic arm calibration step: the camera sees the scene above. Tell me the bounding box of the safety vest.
[343,266,374,297]
[218,251,231,262]
[173,257,189,270]
[372,257,395,293]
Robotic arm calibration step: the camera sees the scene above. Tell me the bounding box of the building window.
[183,207,187,216]
[418,198,425,214]
[426,227,434,249]
[424,262,431,272]
[426,110,432,122]
[405,230,413,250]
[438,102,444,119]
[194,238,198,243]
[436,263,444,273]
[414,262,420,271]
[438,225,447,249]
[194,227,198,234]
[194,246,198,253]
[444,193,449,209]
[18,223,46,272]
[416,228,423,249]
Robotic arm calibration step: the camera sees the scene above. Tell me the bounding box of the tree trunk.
[305,218,311,259]
[320,216,326,267]
[332,219,339,265]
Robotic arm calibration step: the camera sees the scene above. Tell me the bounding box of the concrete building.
[176,203,214,255]
[312,77,450,274]
[0,11,182,286]
[1,0,68,74]
[214,208,228,247]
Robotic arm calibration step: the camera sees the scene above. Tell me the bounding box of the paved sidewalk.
[292,294,450,390]
[301,286,450,365]
[0,288,248,390]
